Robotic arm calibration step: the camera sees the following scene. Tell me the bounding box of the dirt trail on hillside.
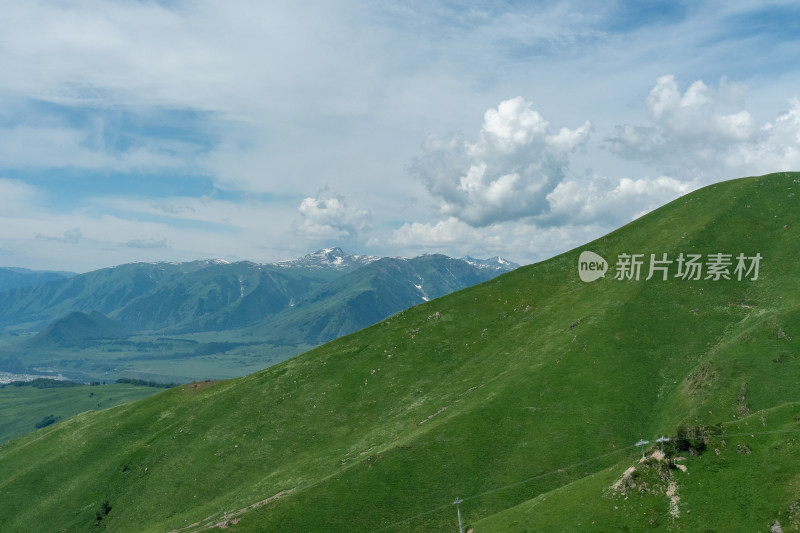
[168,488,294,533]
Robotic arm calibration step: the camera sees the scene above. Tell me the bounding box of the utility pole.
[635,439,650,459]
[453,498,464,533]
[656,435,670,455]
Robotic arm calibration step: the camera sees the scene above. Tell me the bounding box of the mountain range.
[0,248,517,382]
[0,266,74,292]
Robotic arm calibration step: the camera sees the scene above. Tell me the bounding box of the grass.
[474,404,800,531]
[0,381,160,444]
[2,333,315,383]
[0,172,798,531]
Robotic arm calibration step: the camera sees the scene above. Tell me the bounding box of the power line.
[369,444,635,532]
[716,428,800,439]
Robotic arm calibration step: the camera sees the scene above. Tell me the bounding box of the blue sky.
[1,0,800,272]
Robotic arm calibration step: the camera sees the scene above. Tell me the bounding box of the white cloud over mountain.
[393,71,800,260]
[608,75,800,180]
[546,174,693,226]
[395,92,693,256]
[296,190,372,241]
[411,97,591,227]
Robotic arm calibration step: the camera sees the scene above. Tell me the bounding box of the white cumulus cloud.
[397,91,711,262]
[608,75,800,181]
[546,174,694,226]
[411,96,591,227]
[389,215,610,265]
[295,190,371,241]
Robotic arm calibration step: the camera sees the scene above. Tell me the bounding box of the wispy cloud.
[126,238,169,249]
[0,178,39,216]
[35,227,82,244]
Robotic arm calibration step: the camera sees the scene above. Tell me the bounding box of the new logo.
[578,251,608,282]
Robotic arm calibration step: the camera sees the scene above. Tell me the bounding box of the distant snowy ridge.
[275,247,380,271]
[461,256,520,271]
[105,250,516,274]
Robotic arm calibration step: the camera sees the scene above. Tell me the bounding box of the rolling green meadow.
[0,172,798,531]
[0,379,160,444]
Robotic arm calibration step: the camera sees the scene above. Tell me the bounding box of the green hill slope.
[0,260,333,334]
[0,172,797,532]
[254,254,507,345]
[0,252,513,338]
[25,311,131,349]
[0,267,74,292]
[0,380,159,444]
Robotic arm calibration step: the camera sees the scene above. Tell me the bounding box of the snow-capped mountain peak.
[460,256,520,271]
[275,248,380,271]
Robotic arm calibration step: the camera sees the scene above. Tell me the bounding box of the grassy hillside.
[7,331,306,385]
[254,254,507,346]
[0,380,160,444]
[26,311,131,349]
[0,172,797,532]
[0,261,334,334]
[474,404,800,531]
[0,262,185,332]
